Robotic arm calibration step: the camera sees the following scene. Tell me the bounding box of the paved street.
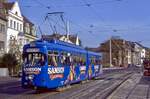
[0,66,149,99]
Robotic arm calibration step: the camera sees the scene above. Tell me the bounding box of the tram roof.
[24,39,86,54]
[24,39,102,56]
[87,51,102,57]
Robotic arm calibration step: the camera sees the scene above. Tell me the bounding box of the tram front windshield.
[23,53,46,67]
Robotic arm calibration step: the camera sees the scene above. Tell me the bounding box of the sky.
[9,0,150,47]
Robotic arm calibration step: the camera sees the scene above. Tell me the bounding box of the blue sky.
[9,0,150,47]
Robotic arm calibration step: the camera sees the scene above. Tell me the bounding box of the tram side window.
[65,56,71,66]
[80,55,86,66]
[70,54,78,66]
[71,54,86,66]
[90,56,96,65]
[60,52,72,66]
[95,57,101,65]
[48,51,59,66]
[60,52,65,65]
[73,55,81,66]
[23,53,45,66]
[71,55,77,66]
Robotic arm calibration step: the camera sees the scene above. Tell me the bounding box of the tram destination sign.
[26,48,40,52]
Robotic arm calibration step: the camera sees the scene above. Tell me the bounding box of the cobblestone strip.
[107,73,142,99]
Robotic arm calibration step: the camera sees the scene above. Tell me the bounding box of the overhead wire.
[20,0,120,38]
[62,16,98,37]
[46,0,123,8]
[80,0,126,36]
[23,0,149,38]
[82,0,105,22]
[21,0,122,9]
[33,0,51,9]
[46,14,66,31]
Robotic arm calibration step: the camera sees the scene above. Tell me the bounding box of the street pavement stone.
[0,67,147,99]
[128,85,148,97]
[128,96,146,99]
[107,73,142,99]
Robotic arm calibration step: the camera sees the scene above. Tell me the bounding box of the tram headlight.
[28,75,34,80]
[25,75,34,80]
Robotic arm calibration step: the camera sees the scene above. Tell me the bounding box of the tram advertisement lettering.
[80,66,86,74]
[94,65,99,72]
[26,48,39,52]
[24,68,41,74]
[50,74,63,80]
[48,67,64,74]
[48,67,64,79]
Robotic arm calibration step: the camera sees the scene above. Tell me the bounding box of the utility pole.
[66,21,70,40]
[110,37,112,67]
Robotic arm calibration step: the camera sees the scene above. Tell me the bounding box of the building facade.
[3,1,24,52]
[0,14,7,55]
[133,42,146,66]
[23,16,37,44]
[87,38,134,68]
[0,1,7,56]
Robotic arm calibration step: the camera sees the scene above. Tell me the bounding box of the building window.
[17,22,19,30]
[10,20,13,28]
[15,12,18,15]
[26,39,30,44]
[0,41,4,51]
[0,23,5,33]
[20,24,22,31]
[31,26,35,36]
[14,21,16,29]
[25,23,30,34]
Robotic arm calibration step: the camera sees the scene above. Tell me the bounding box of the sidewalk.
[107,73,149,99]
[103,67,126,70]
[0,76,20,84]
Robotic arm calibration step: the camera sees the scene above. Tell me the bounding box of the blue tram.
[22,39,102,89]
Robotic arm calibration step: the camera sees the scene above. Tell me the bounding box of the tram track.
[0,69,134,99]
[68,72,133,99]
[43,71,133,99]
[107,73,143,99]
[6,70,122,99]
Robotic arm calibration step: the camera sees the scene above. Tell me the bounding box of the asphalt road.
[0,66,146,99]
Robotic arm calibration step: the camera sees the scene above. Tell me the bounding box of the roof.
[3,2,14,11]
[24,39,86,54]
[0,2,7,20]
[134,42,145,48]
[87,39,136,52]
[23,15,34,26]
